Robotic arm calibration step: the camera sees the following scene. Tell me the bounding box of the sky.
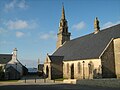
[0,0,120,68]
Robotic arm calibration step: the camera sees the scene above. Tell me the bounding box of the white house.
[0,48,25,79]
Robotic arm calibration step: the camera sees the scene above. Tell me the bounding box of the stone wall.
[57,33,63,49]
[63,59,101,79]
[44,63,51,79]
[6,63,23,76]
[6,66,20,80]
[114,38,120,78]
[51,62,63,79]
[43,56,51,79]
[44,56,63,79]
[101,40,116,78]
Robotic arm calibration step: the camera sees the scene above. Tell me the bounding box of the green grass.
[55,78,67,81]
[0,80,18,82]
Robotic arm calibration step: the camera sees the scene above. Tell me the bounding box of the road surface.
[0,84,120,90]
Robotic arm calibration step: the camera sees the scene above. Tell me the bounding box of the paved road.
[0,84,120,90]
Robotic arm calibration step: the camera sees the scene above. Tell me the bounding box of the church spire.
[56,4,71,49]
[94,17,100,34]
[61,3,65,20]
[38,58,40,65]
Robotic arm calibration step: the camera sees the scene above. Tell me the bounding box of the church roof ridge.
[70,24,120,42]
[52,24,120,61]
[71,24,120,42]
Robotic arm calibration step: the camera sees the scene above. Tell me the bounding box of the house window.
[88,61,94,74]
[67,63,69,73]
[78,62,81,74]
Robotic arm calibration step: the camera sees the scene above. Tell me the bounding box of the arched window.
[88,61,94,74]
[78,62,81,74]
[67,63,69,73]
[71,64,74,79]
[46,66,49,78]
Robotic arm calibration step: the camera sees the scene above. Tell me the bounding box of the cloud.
[72,21,86,30]
[4,0,28,12]
[7,20,28,30]
[17,0,28,9]
[5,19,38,30]
[0,40,14,45]
[16,31,24,38]
[4,0,16,11]
[28,20,39,29]
[102,21,120,29]
[0,41,8,45]
[40,31,57,40]
[0,27,7,34]
[40,34,50,40]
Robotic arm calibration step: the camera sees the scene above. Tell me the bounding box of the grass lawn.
[0,80,18,82]
[55,78,67,81]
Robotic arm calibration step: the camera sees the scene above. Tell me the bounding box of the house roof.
[0,54,12,64]
[6,66,20,74]
[23,65,28,70]
[52,24,120,61]
[48,55,64,63]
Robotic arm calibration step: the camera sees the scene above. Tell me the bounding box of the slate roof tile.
[52,24,120,61]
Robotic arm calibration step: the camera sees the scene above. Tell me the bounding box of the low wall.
[63,79,77,84]
[76,79,120,88]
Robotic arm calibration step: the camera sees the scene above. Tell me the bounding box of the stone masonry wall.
[63,59,101,79]
[51,62,63,79]
[114,38,120,78]
[101,41,116,78]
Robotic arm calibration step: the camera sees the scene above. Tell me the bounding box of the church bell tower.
[56,5,71,49]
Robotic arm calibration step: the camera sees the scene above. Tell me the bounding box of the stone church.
[44,5,120,80]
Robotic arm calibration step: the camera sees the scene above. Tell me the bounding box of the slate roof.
[48,56,64,63]
[0,54,12,64]
[6,66,20,74]
[52,24,120,61]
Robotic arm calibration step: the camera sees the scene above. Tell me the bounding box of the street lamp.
[82,61,85,79]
